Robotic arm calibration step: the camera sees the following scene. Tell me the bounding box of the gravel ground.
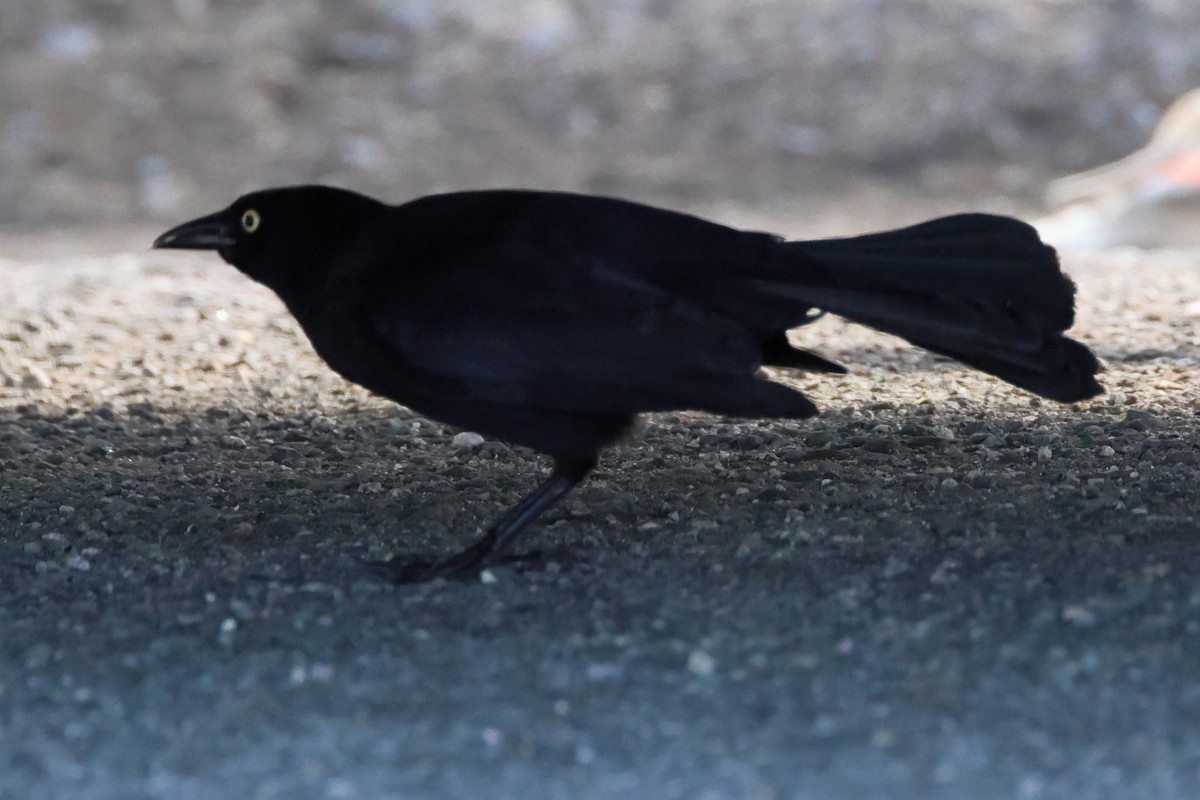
[1,213,1199,799]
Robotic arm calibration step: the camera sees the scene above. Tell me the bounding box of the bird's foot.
[368,545,580,585]
[367,552,481,584]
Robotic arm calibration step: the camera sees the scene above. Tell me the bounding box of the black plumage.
[155,186,1102,581]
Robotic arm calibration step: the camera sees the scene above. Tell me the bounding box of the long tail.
[762,213,1103,402]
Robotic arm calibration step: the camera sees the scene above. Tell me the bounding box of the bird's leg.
[375,456,596,583]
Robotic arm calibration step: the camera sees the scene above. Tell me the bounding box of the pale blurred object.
[1036,88,1200,250]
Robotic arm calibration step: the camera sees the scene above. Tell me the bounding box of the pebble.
[20,365,53,389]
[687,649,716,677]
[65,555,90,571]
[451,432,485,448]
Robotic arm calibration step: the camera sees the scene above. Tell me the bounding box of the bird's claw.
[368,546,581,584]
[366,554,476,584]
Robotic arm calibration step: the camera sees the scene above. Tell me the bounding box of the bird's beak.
[152,212,235,250]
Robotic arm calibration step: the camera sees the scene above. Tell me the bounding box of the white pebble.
[687,649,716,676]
[20,365,53,389]
[218,618,237,646]
[452,431,485,448]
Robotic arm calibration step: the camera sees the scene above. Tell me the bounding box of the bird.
[154,185,1103,582]
[1037,87,1200,249]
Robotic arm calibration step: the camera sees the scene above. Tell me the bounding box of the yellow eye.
[241,209,261,233]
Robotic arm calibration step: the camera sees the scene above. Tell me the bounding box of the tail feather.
[764,214,1103,402]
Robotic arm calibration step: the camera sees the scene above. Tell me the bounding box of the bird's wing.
[365,243,762,414]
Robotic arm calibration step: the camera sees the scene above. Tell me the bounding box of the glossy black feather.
[155,186,1102,580]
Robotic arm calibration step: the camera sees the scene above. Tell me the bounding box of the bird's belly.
[299,316,632,458]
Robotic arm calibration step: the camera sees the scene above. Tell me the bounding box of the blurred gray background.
[3,0,1200,227]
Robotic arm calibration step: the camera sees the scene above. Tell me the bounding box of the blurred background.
[2,0,1200,238]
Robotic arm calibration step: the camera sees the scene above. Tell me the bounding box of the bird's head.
[153,185,386,290]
